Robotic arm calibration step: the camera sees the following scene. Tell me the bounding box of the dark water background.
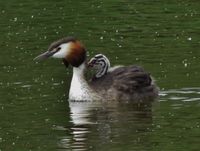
[0,0,200,150]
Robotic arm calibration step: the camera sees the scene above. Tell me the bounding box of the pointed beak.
[34,50,57,61]
[87,61,94,68]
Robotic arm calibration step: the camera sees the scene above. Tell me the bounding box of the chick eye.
[92,60,96,63]
[57,47,61,51]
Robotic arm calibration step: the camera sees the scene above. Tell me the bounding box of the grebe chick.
[88,54,110,79]
[34,37,158,102]
[88,54,158,101]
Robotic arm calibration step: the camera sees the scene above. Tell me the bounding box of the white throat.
[69,63,101,101]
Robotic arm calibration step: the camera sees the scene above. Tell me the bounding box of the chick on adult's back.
[34,37,158,102]
[88,54,159,102]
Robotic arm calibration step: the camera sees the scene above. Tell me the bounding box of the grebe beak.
[34,49,58,61]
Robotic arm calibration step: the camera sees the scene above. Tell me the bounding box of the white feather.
[52,43,71,58]
[69,63,101,101]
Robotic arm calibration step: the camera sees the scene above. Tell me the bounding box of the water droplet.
[14,17,17,22]
[184,63,187,67]
[45,118,50,122]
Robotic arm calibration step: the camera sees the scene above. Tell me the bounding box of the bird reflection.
[59,101,153,151]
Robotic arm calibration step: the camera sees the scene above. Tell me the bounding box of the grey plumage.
[88,55,158,102]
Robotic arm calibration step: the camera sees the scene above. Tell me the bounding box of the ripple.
[182,98,200,102]
[72,130,90,135]
[161,90,197,94]
[169,97,188,100]
[52,82,61,86]
[160,87,200,102]
[52,125,67,131]
[21,85,32,88]
[13,82,22,85]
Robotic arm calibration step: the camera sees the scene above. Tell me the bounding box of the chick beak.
[87,61,94,68]
[34,49,57,61]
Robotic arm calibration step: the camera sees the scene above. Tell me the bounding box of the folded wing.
[112,66,152,93]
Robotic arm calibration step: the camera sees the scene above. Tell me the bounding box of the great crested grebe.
[35,37,158,102]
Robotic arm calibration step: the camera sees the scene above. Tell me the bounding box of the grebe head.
[34,37,86,67]
[88,54,110,78]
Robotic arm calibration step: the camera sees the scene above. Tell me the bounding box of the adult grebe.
[34,37,158,102]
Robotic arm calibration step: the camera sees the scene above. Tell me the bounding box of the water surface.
[0,0,200,150]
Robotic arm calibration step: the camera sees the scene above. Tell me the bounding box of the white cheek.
[53,43,70,58]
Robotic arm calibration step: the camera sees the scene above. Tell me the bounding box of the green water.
[0,0,200,150]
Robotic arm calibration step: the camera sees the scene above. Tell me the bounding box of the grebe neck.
[72,62,86,78]
[69,63,100,101]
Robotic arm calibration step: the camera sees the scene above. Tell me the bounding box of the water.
[0,0,200,150]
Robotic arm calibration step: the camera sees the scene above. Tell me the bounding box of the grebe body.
[35,37,158,102]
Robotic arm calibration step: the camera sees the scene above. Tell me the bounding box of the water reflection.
[160,87,200,102]
[58,101,153,150]
[56,87,200,150]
